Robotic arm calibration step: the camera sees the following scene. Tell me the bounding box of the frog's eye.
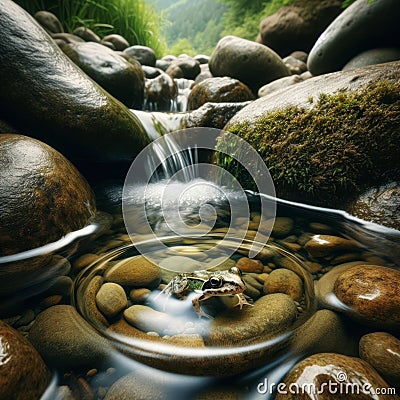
[230,266,242,276]
[209,276,223,288]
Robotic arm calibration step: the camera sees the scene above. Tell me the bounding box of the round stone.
[104,256,161,287]
[187,77,255,110]
[96,282,128,318]
[359,332,400,387]
[209,35,290,93]
[0,321,51,400]
[0,134,95,294]
[263,269,303,301]
[257,217,295,237]
[333,264,400,331]
[0,134,95,256]
[236,257,264,273]
[304,234,359,257]
[274,353,393,400]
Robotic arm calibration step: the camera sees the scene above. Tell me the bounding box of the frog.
[159,266,253,318]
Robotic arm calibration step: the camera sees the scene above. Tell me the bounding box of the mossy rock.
[222,62,400,213]
[0,0,149,167]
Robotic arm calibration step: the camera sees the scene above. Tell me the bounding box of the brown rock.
[236,257,264,273]
[187,77,254,111]
[359,332,400,388]
[0,320,51,400]
[34,11,63,34]
[304,234,359,257]
[0,135,95,256]
[105,255,161,287]
[0,134,95,294]
[263,268,303,301]
[29,305,112,368]
[105,371,167,400]
[259,0,342,57]
[334,264,400,331]
[0,1,150,166]
[275,353,398,400]
[96,282,128,318]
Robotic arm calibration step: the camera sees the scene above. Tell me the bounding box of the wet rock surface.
[307,0,400,75]
[333,264,400,331]
[187,77,254,110]
[62,41,145,108]
[0,0,149,166]
[0,320,51,400]
[208,293,298,345]
[359,332,400,389]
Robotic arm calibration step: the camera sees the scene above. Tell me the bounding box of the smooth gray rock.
[209,36,290,93]
[308,0,400,75]
[62,41,145,108]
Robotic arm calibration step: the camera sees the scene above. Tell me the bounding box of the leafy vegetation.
[14,0,166,56]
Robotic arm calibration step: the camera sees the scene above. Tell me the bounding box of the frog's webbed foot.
[234,293,253,310]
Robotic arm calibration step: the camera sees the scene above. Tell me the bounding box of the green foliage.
[169,38,196,57]
[153,0,226,56]
[14,0,166,57]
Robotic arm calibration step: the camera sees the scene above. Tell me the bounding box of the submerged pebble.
[104,255,161,287]
[263,268,303,301]
[304,234,359,257]
[96,282,127,318]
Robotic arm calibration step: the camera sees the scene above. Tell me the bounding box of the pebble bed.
[3,210,400,399]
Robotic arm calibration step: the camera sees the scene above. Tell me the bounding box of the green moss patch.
[221,79,400,206]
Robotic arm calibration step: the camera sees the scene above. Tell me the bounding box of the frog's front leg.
[234,293,253,309]
[192,293,213,319]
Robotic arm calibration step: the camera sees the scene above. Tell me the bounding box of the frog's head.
[202,266,246,295]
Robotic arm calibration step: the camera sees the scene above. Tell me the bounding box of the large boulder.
[209,36,290,93]
[258,0,342,57]
[62,41,145,109]
[0,134,95,292]
[223,62,400,228]
[0,0,150,166]
[308,0,400,75]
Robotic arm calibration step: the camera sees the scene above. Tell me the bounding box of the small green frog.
[160,266,252,318]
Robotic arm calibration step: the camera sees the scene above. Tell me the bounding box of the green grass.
[14,0,166,57]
